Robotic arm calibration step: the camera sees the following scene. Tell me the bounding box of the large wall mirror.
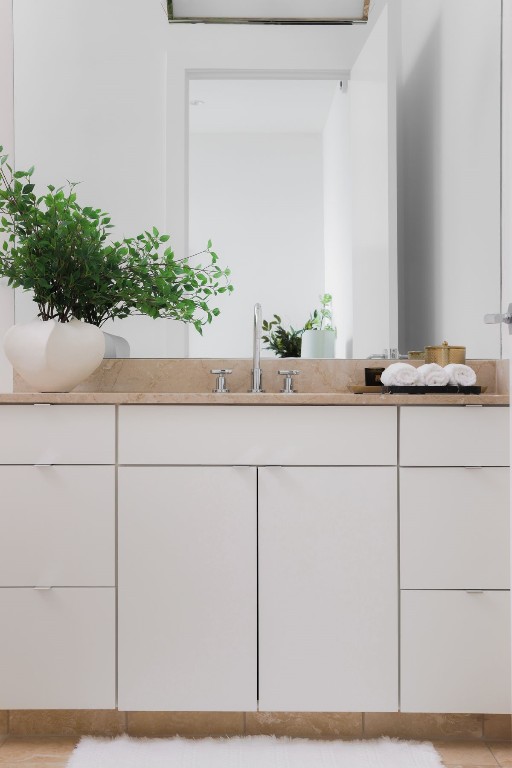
[13,0,503,360]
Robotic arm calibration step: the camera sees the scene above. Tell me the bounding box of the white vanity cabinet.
[118,405,398,712]
[0,405,116,709]
[399,406,511,714]
[0,401,510,714]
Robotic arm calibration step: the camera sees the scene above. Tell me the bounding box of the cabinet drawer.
[0,588,115,709]
[400,468,510,589]
[0,405,115,464]
[119,405,397,465]
[0,466,115,587]
[400,407,509,466]
[401,590,511,713]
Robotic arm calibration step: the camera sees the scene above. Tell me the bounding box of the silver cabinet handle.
[34,586,53,590]
[34,464,53,468]
[465,590,484,594]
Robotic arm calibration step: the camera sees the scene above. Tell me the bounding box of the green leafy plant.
[0,150,233,333]
[303,293,335,332]
[262,314,303,358]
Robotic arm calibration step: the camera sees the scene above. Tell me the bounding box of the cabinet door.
[118,466,257,711]
[0,588,115,709]
[259,466,398,711]
[401,590,511,713]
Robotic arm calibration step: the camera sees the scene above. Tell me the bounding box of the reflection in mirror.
[188,78,352,358]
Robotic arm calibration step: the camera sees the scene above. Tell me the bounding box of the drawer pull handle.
[34,586,53,591]
[464,466,483,469]
[465,590,484,594]
[34,464,53,468]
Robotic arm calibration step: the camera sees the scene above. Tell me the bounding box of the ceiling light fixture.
[168,0,370,25]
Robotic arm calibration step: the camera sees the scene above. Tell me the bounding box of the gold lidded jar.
[424,340,466,366]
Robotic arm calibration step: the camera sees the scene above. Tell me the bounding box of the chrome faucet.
[367,348,408,360]
[250,303,264,392]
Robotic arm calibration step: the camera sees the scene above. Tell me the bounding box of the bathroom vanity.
[0,381,509,716]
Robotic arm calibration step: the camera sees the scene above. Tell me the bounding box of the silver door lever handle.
[484,303,512,329]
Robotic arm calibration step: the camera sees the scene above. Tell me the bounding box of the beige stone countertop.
[0,392,508,405]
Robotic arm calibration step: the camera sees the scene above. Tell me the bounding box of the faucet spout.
[251,303,263,393]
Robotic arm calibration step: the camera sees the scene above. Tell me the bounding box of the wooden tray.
[381,385,484,395]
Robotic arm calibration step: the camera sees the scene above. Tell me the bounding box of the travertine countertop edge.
[0,392,508,405]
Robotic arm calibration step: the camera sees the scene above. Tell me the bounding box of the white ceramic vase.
[301,329,336,359]
[4,318,105,392]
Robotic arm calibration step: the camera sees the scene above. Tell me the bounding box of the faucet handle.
[278,369,300,394]
[211,369,232,393]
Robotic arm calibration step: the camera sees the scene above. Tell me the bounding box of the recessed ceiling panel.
[171,0,368,22]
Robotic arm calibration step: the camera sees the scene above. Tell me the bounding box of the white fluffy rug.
[67,734,444,768]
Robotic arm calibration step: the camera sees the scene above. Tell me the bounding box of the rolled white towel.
[444,363,477,387]
[417,363,450,387]
[381,362,421,387]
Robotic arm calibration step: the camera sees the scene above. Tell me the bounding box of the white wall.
[12,0,178,358]
[398,0,501,359]
[188,133,324,358]
[322,87,353,358]
[0,0,14,391]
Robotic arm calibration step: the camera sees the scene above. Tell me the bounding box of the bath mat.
[67,734,444,768]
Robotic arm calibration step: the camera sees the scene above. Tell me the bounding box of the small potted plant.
[0,150,232,391]
[300,293,336,359]
[261,314,302,358]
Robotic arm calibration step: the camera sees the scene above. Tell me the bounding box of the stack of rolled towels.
[381,362,477,387]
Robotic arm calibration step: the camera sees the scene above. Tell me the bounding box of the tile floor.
[0,736,511,768]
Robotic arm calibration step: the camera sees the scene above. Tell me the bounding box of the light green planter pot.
[301,329,336,359]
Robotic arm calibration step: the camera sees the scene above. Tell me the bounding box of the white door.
[349,3,398,357]
[118,466,257,711]
[258,466,398,712]
[502,0,512,715]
